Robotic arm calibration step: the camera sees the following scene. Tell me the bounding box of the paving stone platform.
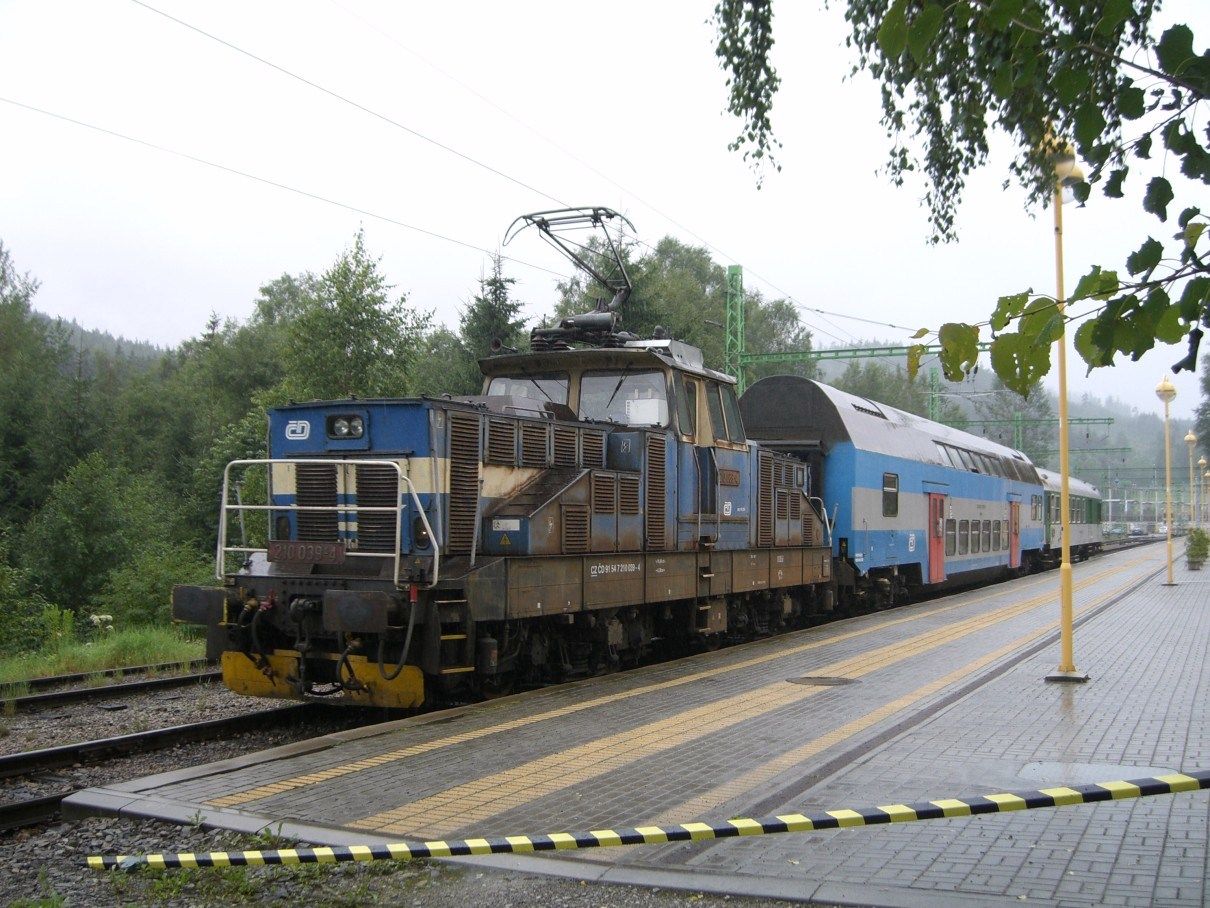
[67,541,1209,906]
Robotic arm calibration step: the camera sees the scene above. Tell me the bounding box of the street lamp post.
[1185,432,1197,528]
[1199,455,1207,528]
[1157,376,1177,585]
[1045,140,1088,684]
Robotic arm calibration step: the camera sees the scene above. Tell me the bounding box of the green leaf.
[911,327,930,339]
[1073,319,1111,370]
[1185,222,1207,251]
[984,0,1023,30]
[1156,25,1195,79]
[1178,277,1210,321]
[991,62,1013,99]
[1125,237,1163,276]
[1143,177,1175,221]
[1095,0,1133,37]
[877,0,909,59]
[906,344,926,379]
[907,4,945,63]
[1054,67,1090,106]
[1117,84,1145,120]
[1155,301,1186,344]
[1178,207,1202,228]
[990,291,1029,332]
[1135,134,1152,159]
[989,332,1049,396]
[937,322,980,380]
[1070,266,1121,302]
[1018,297,1065,348]
[1103,168,1127,198]
[1074,104,1107,146]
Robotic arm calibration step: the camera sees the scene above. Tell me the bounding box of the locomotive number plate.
[267,540,346,564]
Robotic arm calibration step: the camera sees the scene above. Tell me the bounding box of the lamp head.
[1200,456,1207,469]
[1186,431,1198,447]
[1155,375,1177,404]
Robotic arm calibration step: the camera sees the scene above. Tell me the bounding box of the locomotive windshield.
[579,369,669,426]
[485,372,569,404]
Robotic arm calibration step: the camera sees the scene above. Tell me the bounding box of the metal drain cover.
[787,676,858,686]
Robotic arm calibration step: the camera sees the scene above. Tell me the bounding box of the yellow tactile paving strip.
[206,570,1062,809]
[648,583,1127,826]
[348,562,1137,837]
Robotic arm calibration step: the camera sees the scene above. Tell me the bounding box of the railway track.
[0,704,312,831]
[12,659,213,694]
[3,669,223,710]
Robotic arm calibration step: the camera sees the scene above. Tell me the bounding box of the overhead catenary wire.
[0,96,571,282]
[134,0,911,342]
[129,0,570,210]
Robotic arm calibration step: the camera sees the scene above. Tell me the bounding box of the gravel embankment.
[2,814,810,907]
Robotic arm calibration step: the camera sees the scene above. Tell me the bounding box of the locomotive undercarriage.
[191,574,837,708]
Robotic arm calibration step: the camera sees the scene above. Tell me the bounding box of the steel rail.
[0,705,309,780]
[4,671,223,710]
[9,660,213,694]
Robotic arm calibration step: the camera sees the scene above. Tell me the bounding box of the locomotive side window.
[882,473,899,517]
[945,518,956,555]
[706,382,728,442]
[579,370,669,426]
[720,384,747,443]
[676,374,698,438]
[486,372,569,404]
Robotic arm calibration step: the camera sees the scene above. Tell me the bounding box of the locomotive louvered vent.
[447,412,481,555]
[758,451,774,547]
[486,418,517,466]
[355,463,398,553]
[776,490,789,520]
[618,474,640,515]
[562,504,589,554]
[789,494,801,521]
[520,422,550,468]
[581,431,605,468]
[645,434,667,550]
[593,472,618,514]
[802,512,816,546]
[296,462,338,541]
[553,427,578,467]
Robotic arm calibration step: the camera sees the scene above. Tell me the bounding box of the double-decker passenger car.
[740,376,1047,605]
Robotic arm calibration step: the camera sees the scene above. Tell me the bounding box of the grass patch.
[0,625,203,685]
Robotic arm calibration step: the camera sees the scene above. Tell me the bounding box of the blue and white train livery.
[740,376,1048,604]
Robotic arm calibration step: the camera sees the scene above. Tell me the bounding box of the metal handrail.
[217,458,439,589]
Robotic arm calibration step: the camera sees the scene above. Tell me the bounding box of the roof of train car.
[739,375,1038,473]
[480,339,736,384]
[1035,467,1102,499]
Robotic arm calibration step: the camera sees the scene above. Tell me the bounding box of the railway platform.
[67,540,1209,906]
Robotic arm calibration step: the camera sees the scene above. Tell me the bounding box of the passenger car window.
[945,519,956,556]
[882,473,899,518]
[982,520,992,550]
[959,519,970,554]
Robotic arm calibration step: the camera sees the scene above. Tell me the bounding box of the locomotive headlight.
[326,415,365,439]
[412,515,431,549]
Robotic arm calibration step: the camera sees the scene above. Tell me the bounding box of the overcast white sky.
[1,0,1205,419]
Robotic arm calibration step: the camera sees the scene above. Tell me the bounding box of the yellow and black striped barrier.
[88,769,1209,871]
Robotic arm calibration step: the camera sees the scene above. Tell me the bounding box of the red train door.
[928,493,946,583]
[1009,501,1021,569]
